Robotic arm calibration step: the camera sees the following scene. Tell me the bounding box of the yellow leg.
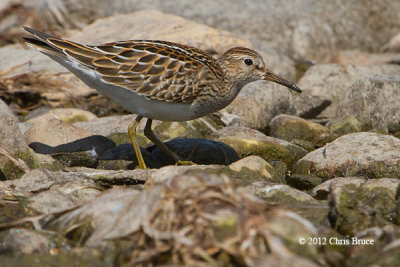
[144,119,195,166]
[128,115,147,169]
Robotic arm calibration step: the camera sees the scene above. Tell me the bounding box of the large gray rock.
[25,0,400,62]
[215,126,307,167]
[222,81,295,130]
[293,132,400,179]
[0,99,37,179]
[294,64,400,118]
[335,74,400,132]
[24,118,115,155]
[269,114,331,144]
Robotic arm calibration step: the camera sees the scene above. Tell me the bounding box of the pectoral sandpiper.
[23,26,301,169]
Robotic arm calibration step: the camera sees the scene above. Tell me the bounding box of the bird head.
[218,47,302,93]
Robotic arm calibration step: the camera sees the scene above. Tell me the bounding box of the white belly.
[95,81,203,121]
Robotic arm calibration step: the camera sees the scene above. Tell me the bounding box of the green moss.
[219,137,298,167]
[212,214,238,241]
[153,121,188,140]
[108,132,150,147]
[333,182,398,236]
[328,116,362,135]
[1,159,26,180]
[63,114,91,124]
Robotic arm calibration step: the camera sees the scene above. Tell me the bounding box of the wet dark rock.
[294,64,400,118]
[223,81,295,130]
[286,175,324,191]
[51,151,98,168]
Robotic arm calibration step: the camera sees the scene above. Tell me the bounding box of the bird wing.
[23,27,222,104]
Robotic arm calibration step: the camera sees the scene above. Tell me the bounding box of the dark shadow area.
[100,138,239,168]
[299,100,331,119]
[28,135,116,155]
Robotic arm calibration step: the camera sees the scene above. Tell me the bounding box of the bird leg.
[128,115,147,169]
[143,119,195,166]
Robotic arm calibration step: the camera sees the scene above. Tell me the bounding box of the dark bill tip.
[264,70,302,93]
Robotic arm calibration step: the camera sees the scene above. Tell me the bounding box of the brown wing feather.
[90,41,223,103]
[23,27,223,103]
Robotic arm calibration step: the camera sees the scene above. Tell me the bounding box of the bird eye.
[244,58,253,66]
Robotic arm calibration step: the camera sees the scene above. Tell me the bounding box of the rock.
[26,108,98,125]
[0,229,52,254]
[251,183,316,204]
[0,169,99,199]
[327,178,400,235]
[294,64,400,118]
[67,10,251,55]
[269,114,331,145]
[0,99,37,179]
[383,31,400,52]
[73,114,138,137]
[27,182,102,214]
[0,100,29,154]
[249,181,329,226]
[335,74,400,132]
[229,156,276,182]
[268,161,288,184]
[347,225,400,266]
[24,118,115,156]
[254,254,319,267]
[311,177,365,200]
[0,44,95,100]
[145,163,275,187]
[25,118,93,147]
[333,50,400,65]
[215,126,307,168]
[266,209,319,260]
[43,172,320,265]
[51,151,98,168]
[69,167,149,187]
[222,81,295,130]
[293,132,400,179]
[286,175,324,191]
[26,0,400,63]
[0,98,17,121]
[326,116,363,136]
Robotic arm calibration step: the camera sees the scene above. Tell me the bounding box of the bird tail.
[22,26,66,58]
[22,26,103,68]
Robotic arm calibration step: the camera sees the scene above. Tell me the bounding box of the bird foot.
[175,160,196,166]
